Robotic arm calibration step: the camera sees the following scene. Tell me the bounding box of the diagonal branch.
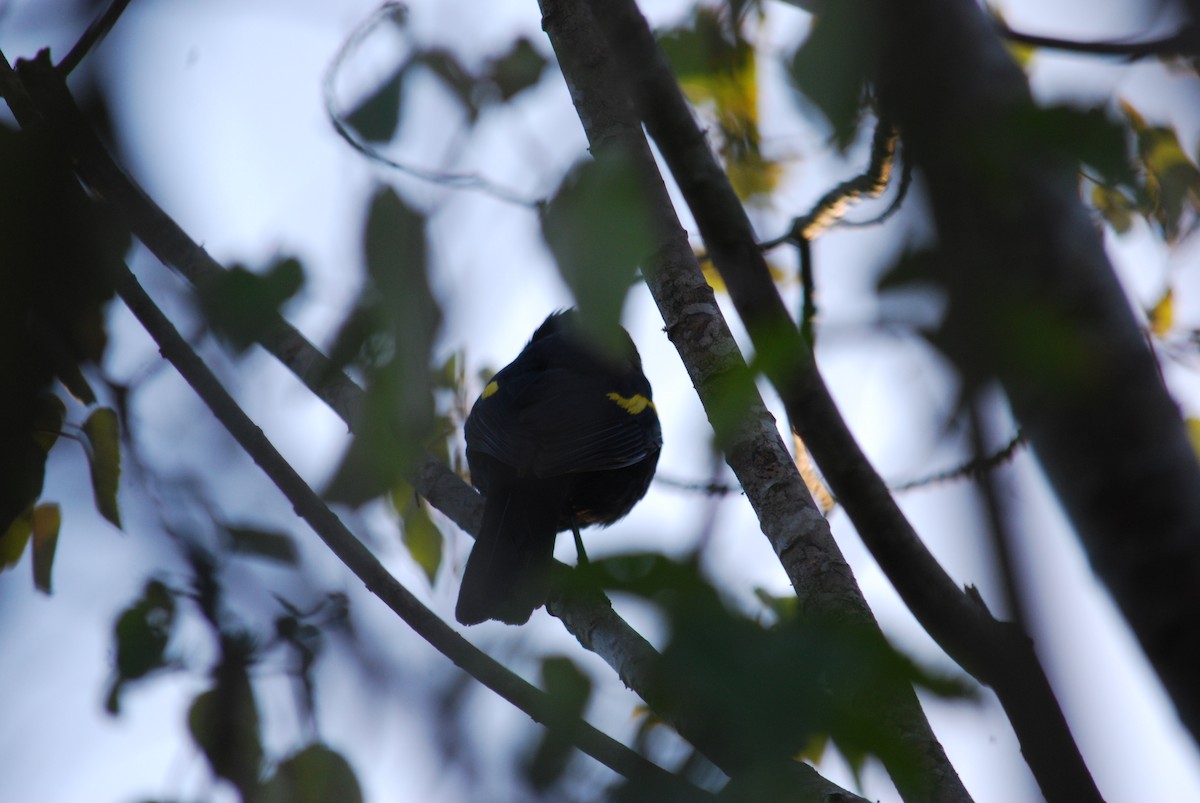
[570,0,1104,801]
[880,0,1200,758]
[541,2,969,801]
[57,0,134,76]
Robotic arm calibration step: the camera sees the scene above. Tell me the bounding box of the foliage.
[4,0,1200,802]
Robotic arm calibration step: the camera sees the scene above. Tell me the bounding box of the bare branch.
[57,0,134,75]
[322,3,542,208]
[998,21,1197,61]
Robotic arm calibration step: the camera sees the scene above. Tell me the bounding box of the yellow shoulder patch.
[482,380,499,400]
[607,392,655,415]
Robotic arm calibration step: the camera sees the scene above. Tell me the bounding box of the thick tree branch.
[0,47,866,801]
[569,1,1104,801]
[541,2,968,801]
[877,0,1200,755]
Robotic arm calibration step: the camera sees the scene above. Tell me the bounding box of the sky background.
[2,0,1200,801]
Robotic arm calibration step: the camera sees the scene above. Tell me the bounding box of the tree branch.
[998,22,1196,61]
[878,0,1200,757]
[57,0,134,76]
[569,0,1104,801]
[540,2,968,801]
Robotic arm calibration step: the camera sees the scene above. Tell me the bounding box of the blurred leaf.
[226,526,299,565]
[988,8,1036,69]
[877,247,941,293]
[346,64,407,143]
[1,394,65,535]
[432,350,463,390]
[1013,105,1136,189]
[187,659,263,796]
[589,552,974,780]
[199,258,305,354]
[416,48,481,120]
[0,507,34,571]
[1186,418,1200,458]
[787,0,874,151]
[326,189,440,506]
[1149,289,1174,338]
[726,146,783,201]
[542,148,654,346]
[0,122,125,443]
[107,579,177,714]
[1123,102,1200,243]
[525,656,593,791]
[30,502,60,594]
[1091,183,1136,234]
[393,485,443,584]
[82,406,122,529]
[260,744,363,803]
[660,7,778,201]
[487,37,547,101]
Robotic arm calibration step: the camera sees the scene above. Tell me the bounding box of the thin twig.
[891,430,1026,493]
[967,399,1028,635]
[759,114,900,251]
[322,3,542,208]
[57,0,134,76]
[111,257,709,799]
[998,22,1196,60]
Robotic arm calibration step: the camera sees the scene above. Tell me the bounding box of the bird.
[455,310,662,626]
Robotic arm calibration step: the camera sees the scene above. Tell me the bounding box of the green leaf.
[487,38,547,101]
[393,486,443,584]
[787,0,874,151]
[1,394,65,535]
[106,579,177,713]
[0,507,34,571]
[259,744,363,803]
[1014,105,1136,188]
[199,257,305,354]
[1092,183,1136,234]
[542,148,654,346]
[325,189,440,506]
[525,656,593,790]
[30,502,60,594]
[659,8,778,201]
[187,665,263,795]
[82,406,122,529]
[113,580,175,682]
[1123,103,1200,243]
[346,64,407,143]
[225,526,299,565]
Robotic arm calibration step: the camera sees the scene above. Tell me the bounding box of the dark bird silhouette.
[455,310,661,625]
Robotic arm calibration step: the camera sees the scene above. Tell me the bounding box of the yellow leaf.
[83,407,122,529]
[1186,418,1200,458]
[32,503,61,594]
[794,433,836,515]
[1,507,34,570]
[1149,290,1174,338]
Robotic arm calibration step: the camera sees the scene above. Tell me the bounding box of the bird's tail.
[455,477,567,625]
